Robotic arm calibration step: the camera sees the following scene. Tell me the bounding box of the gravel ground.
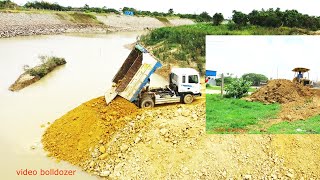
[0,12,108,38]
[0,12,195,37]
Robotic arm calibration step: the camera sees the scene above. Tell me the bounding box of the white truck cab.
[170,68,201,96]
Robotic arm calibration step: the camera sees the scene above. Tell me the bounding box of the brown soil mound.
[9,73,40,91]
[247,79,313,104]
[42,96,140,165]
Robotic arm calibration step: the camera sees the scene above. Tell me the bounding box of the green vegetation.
[212,13,224,25]
[141,23,309,75]
[215,76,236,86]
[242,73,268,86]
[0,0,17,9]
[232,8,320,30]
[5,1,210,21]
[206,85,257,92]
[266,115,320,134]
[206,94,280,134]
[155,17,171,25]
[122,6,212,22]
[23,56,66,78]
[206,85,221,91]
[69,12,100,24]
[24,1,66,11]
[225,78,252,98]
[23,1,119,14]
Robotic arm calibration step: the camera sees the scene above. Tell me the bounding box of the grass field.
[266,115,320,134]
[206,94,320,134]
[206,94,280,134]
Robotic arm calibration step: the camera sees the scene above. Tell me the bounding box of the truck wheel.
[183,94,193,104]
[140,97,154,108]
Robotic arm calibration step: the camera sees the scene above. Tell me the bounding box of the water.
[0,32,167,179]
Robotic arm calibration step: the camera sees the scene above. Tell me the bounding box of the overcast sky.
[206,36,320,81]
[12,0,320,18]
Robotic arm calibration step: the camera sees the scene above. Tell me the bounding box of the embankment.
[0,12,194,38]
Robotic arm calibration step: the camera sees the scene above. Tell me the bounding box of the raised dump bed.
[105,44,162,104]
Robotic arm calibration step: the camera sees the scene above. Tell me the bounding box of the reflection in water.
[0,32,165,179]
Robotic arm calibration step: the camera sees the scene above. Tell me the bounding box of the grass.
[155,16,171,26]
[266,115,320,134]
[207,85,257,92]
[206,94,280,134]
[68,12,102,24]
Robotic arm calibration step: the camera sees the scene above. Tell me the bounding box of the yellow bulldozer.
[292,67,313,87]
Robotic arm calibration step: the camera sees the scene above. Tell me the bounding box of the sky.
[206,36,320,81]
[12,0,320,18]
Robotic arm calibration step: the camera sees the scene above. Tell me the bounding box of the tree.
[168,8,174,15]
[197,11,212,22]
[241,73,268,86]
[212,13,224,25]
[225,78,252,98]
[232,10,248,26]
[84,4,89,9]
[0,0,18,9]
[215,76,236,86]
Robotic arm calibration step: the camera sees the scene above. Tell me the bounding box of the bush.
[24,56,66,78]
[225,78,252,98]
[242,73,268,86]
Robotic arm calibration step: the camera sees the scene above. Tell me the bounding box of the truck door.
[187,75,200,94]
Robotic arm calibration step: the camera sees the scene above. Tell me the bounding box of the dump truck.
[105,44,201,108]
[292,67,313,87]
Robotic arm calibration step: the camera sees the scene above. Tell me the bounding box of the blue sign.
[206,70,216,76]
[124,11,134,16]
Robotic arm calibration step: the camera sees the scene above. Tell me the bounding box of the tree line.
[0,0,17,8]
[232,8,320,30]
[215,73,268,86]
[0,0,215,22]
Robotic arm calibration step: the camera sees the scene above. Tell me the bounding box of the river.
[0,32,167,179]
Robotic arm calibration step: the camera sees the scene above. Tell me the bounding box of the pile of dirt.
[41,94,320,179]
[77,99,319,179]
[80,99,206,178]
[246,79,313,104]
[42,96,140,165]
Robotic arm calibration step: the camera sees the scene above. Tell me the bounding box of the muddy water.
[0,32,167,179]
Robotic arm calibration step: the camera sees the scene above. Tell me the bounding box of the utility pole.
[221,73,224,97]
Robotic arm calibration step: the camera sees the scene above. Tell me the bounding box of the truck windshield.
[188,75,198,83]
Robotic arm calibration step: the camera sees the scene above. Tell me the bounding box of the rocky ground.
[0,12,194,38]
[42,93,320,179]
[79,97,319,179]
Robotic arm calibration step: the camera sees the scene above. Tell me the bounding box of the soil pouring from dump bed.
[246,79,313,104]
[42,96,140,165]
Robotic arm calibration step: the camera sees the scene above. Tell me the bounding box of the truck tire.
[183,94,193,104]
[140,97,154,108]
